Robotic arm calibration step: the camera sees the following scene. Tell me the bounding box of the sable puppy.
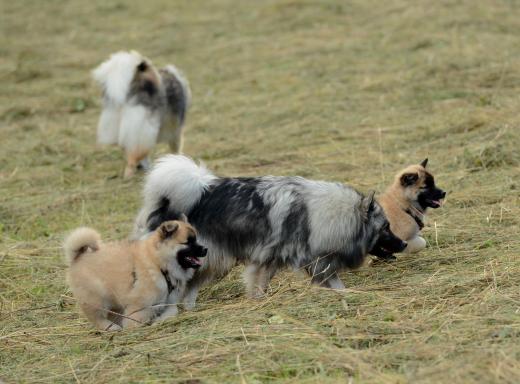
[377,159,446,259]
[92,51,191,178]
[64,220,206,330]
[133,155,407,306]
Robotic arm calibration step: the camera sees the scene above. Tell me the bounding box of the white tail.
[133,155,217,238]
[92,51,142,105]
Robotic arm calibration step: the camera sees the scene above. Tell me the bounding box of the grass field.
[1,0,520,382]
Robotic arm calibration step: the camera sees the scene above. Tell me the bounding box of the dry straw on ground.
[1,0,519,383]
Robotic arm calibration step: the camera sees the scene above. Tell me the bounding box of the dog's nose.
[201,247,208,257]
[441,191,446,198]
[402,241,407,249]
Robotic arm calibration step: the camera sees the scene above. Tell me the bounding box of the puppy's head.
[363,192,408,258]
[156,220,207,270]
[131,53,160,97]
[395,158,446,210]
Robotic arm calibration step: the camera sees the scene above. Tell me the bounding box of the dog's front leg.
[154,305,178,323]
[154,288,182,322]
[404,236,426,253]
[121,306,154,329]
[182,284,200,310]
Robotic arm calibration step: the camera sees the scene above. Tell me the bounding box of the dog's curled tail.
[144,155,216,213]
[92,51,142,105]
[64,227,101,266]
[163,64,192,113]
[133,155,217,237]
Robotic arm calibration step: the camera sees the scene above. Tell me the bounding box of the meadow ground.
[1,0,520,382]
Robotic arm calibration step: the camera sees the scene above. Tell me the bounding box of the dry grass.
[1,0,520,382]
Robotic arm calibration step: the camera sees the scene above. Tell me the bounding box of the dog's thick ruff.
[135,155,405,305]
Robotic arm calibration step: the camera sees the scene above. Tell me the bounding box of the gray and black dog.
[134,155,406,307]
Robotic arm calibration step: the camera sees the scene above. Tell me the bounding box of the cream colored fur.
[64,221,195,330]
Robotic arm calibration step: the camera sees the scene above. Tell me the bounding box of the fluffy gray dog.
[134,155,406,307]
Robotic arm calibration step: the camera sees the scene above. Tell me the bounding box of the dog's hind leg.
[244,264,276,298]
[168,124,184,154]
[124,149,148,179]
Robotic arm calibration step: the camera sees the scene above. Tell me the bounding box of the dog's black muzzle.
[177,243,207,270]
[370,227,407,260]
[419,188,446,209]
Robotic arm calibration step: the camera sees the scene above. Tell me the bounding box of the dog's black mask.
[417,174,446,210]
[177,235,207,270]
[370,223,407,260]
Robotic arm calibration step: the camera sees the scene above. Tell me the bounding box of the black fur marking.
[147,197,184,231]
[405,208,424,229]
[142,80,157,97]
[417,173,446,210]
[400,173,418,187]
[269,197,310,268]
[137,61,148,72]
[161,269,174,294]
[131,269,137,287]
[188,178,272,261]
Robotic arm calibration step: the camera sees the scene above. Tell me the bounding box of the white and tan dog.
[92,51,191,178]
[64,220,206,330]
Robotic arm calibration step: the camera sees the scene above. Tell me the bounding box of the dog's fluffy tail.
[163,64,192,113]
[134,155,217,237]
[64,228,101,266]
[92,51,142,105]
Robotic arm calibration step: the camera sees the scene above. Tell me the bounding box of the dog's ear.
[420,158,428,168]
[400,173,419,186]
[159,221,179,239]
[361,191,376,219]
[137,61,148,72]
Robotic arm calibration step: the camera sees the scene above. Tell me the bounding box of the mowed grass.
[1,0,520,382]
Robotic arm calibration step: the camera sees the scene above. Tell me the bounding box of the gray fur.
[135,155,404,306]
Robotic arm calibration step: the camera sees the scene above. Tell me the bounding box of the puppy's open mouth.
[177,247,207,269]
[427,199,442,208]
[185,255,203,267]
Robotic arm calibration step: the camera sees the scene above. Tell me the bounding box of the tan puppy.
[377,159,446,259]
[64,220,206,330]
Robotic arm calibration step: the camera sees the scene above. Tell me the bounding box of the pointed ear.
[179,213,188,223]
[400,172,419,186]
[137,61,148,72]
[420,158,428,168]
[159,221,179,239]
[361,191,376,219]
